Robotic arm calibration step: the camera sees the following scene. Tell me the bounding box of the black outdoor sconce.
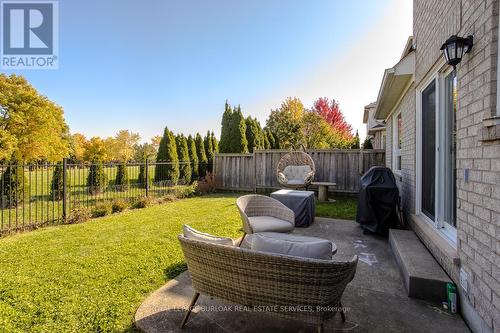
[440,35,474,69]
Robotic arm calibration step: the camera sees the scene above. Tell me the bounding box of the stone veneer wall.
[413,0,500,331]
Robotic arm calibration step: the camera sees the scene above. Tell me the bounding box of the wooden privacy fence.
[213,149,385,193]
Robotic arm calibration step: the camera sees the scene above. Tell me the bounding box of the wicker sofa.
[179,235,358,333]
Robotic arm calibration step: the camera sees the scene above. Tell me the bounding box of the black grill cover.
[356,166,400,235]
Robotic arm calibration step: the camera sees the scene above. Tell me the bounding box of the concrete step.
[389,229,452,303]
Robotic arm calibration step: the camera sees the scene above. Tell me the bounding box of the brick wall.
[413,0,500,331]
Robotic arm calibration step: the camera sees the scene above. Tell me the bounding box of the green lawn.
[0,193,357,332]
[316,196,358,220]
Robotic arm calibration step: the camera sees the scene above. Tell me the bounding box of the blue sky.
[3,0,412,142]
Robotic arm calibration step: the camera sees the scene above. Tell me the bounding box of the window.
[392,112,402,173]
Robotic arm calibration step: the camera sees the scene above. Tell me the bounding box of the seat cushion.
[182,225,234,246]
[251,232,333,260]
[286,179,306,186]
[248,216,294,233]
[283,165,312,181]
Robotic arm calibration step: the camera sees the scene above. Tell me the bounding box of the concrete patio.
[135,218,470,332]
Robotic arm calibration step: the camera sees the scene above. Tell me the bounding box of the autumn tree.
[312,97,353,145]
[70,133,87,163]
[0,74,69,163]
[187,135,199,180]
[176,134,192,184]
[301,111,334,149]
[114,130,140,162]
[266,97,304,149]
[154,127,179,184]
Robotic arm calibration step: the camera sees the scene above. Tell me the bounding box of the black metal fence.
[0,160,208,235]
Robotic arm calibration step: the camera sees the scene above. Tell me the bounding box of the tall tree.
[0,74,70,162]
[195,133,208,177]
[204,131,215,172]
[264,128,278,149]
[211,131,219,154]
[351,130,360,149]
[176,134,192,184]
[219,101,232,153]
[187,135,199,180]
[228,105,248,153]
[245,117,264,153]
[154,127,179,184]
[266,97,304,149]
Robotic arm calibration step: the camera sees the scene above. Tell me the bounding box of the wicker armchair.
[236,195,294,245]
[276,151,316,189]
[179,235,358,333]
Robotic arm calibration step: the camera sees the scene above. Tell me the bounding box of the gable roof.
[374,36,415,120]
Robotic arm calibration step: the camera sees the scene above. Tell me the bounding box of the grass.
[0,192,358,332]
[316,196,358,220]
[0,194,242,332]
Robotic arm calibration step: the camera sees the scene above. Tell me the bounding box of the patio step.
[389,229,452,303]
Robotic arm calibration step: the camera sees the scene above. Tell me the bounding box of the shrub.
[87,162,107,194]
[92,203,112,218]
[195,133,208,177]
[187,135,199,180]
[132,196,154,209]
[196,173,216,194]
[1,164,29,208]
[154,127,179,184]
[111,199,128,213]
[176,134,191,185]
[68,207,92,224]
[114,163,129,191]
[50,162,66,201]
[138,162,152,188]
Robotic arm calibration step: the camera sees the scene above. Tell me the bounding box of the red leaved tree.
[312,97,353,141]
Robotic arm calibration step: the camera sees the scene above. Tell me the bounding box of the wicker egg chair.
[276,151,316,189]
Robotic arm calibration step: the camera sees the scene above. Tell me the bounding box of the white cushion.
[286,179,306,186]
[283,165,312,182]
[251,232,332,260]
[248,216,294,233]
[182,225,234,246]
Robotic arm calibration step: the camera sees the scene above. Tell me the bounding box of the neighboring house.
[374,1,499,332]
[363,102,386,149]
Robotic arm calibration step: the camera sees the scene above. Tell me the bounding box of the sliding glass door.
[418,69,457,242]
[421,81,436,221]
